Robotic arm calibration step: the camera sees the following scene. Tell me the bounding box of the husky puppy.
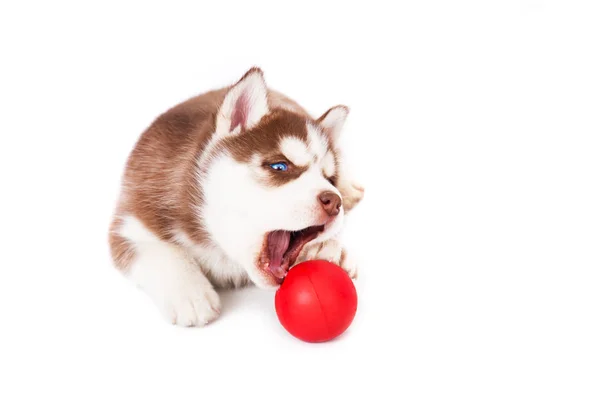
[108,67,364,326]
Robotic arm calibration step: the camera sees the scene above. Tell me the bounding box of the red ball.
[274,260,358,342]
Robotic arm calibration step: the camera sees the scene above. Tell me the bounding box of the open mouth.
[259,225,325,283]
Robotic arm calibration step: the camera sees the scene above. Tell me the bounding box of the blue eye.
[269,162,288,171]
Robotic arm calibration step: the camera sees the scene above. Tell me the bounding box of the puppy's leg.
[297,238,358,279]
[110,215,221,326]
[129,240,221,327]
[339,179,364,212]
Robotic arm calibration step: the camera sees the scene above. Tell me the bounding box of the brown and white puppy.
[108,67,364,326]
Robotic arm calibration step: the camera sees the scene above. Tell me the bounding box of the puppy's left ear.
[316,105,349,142]
[215,67,270,136]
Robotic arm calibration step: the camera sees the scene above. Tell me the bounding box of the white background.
[1,1,599,399]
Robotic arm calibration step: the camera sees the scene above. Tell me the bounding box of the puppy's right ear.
[215,67,270,136]
[316,105,349,143]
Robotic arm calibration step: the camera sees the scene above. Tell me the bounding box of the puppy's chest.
[189,243,249,288]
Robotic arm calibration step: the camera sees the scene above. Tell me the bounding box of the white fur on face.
[307,122,337,180]
[322,151,335,178]
[307,123,329,161]
[199,129,344,288]
[280,137,311,166]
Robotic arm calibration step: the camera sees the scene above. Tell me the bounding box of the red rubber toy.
[274,260,358,342]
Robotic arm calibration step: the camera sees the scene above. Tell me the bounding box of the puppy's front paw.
[339,247,358,280]
[160,273,221,327]
[298,239,358,279]
[340,180,365,212]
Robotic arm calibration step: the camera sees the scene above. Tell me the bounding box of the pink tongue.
[267,230,290,273]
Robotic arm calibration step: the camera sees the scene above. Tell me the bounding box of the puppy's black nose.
[318,191,342,217]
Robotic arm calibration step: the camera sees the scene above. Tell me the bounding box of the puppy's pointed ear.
[316,105,349,142]
[215,67,269,136]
